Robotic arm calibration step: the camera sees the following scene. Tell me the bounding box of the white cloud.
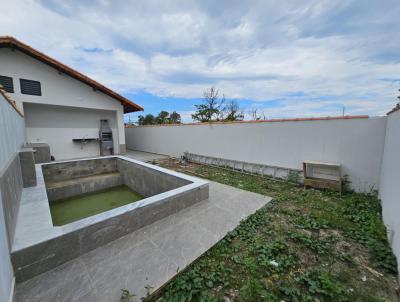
[175,110,196,123]
[1,0,399,118]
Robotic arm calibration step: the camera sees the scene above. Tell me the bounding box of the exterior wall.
[0,154,23,246]
[0,95,25,168]
[126,117,387,192]
[379,109,400,275]
[0,48,126,155]
[24,103,118,160]
[0,94,25,302]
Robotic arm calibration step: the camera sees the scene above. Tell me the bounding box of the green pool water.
[50,185,143,226]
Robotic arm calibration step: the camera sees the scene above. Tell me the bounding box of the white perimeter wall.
[0,95,25,302]
[24,103,118,160]
[379,109,400,275]
[126,117,387,192]
[0,48,126,153]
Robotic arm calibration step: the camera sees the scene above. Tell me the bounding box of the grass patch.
[148,160,398,302]
[50,185,143,225]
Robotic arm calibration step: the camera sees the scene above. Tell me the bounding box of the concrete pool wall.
[11,156,209,282]
[43,157,121,202]
[43,157,192,203]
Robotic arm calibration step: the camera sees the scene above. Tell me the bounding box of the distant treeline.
[129,87,269,126]
[136,111,181,125]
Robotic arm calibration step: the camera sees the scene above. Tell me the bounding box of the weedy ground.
[145,159,399,302]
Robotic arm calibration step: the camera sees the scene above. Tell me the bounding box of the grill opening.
[101,133,112,141]
[20,78,42,96]
[0,75,14,93]
[99,119,114,156]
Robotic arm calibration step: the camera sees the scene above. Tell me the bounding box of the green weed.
[151,162,398,302]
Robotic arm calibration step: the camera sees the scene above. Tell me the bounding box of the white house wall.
[24,103,118,160]
[126,117,387,192]
[379,109,400,275]
[0,48,126,154]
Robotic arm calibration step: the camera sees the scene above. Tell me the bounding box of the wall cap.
[126,115,370,128]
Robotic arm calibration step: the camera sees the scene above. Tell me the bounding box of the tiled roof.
[387,103,400,115]
[0,36,143,113]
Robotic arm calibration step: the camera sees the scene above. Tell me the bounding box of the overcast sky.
[1,0,399,122]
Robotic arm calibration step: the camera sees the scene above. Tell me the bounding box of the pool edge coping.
[12,155,208,253]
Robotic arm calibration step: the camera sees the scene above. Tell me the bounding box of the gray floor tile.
[146,218,217,269]
[16,259,94,302]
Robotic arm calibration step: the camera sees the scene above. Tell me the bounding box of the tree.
[192,87,224,122]
[249,109,266,121]
[138,111,182,125]
[156,111,169,124]
[222,100,244,121]
[169,111,181,124]
[138,114,155,125]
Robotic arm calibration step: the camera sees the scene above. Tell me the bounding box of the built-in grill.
[99,119,114,156]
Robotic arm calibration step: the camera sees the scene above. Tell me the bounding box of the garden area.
[143,159,399,302]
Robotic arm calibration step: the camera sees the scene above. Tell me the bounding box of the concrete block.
[119,144,126,154]
[26,143,51,164]
[19,148,37,188]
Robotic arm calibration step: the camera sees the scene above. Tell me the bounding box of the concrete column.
[26,143,51,164]
[19,148,36,187]
[116,107,126,154]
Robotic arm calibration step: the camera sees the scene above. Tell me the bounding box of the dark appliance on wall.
[99,119,114,156]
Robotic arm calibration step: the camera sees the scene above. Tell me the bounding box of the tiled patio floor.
[15,181,271,302]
